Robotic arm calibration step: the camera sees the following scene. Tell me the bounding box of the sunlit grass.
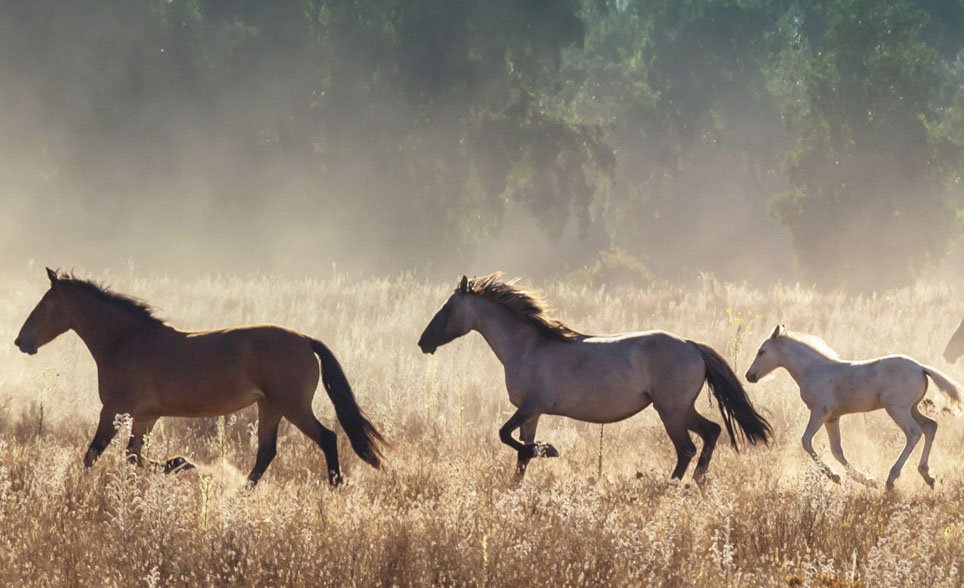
[0,273,962,586]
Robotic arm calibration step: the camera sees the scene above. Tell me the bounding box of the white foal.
[745,325,960,489]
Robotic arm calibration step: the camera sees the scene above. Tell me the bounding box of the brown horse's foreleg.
[125,417,158,466]
[247,402,283,487]
[84,407,120,468]
[286,410,342,486]
[687,410,721,484]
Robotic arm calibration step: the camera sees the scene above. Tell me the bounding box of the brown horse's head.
[417,275,475,354]
[945,319,964,363]
[15,268,72,355]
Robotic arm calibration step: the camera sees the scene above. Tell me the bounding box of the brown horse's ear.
[770,324,786,339]
[459,275,468,293]
[46,267,58,285]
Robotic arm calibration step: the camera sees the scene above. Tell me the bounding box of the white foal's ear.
[459,275,468,293]
[770,324,786,339]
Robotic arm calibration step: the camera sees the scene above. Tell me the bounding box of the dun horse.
[745,325,960,489]
[14,268,386,486]
[417,273,771,482]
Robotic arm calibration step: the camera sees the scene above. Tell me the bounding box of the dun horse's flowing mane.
[465,273,584,342]
[782,331,840,360]
[55,271,165,325]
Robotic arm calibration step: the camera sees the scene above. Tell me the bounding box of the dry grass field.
[2,270,964,586]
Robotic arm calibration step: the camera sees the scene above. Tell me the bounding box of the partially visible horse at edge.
[417,273,771,482]
[944,319,964,363]
[745,325,960,489]
[14,268,386,486]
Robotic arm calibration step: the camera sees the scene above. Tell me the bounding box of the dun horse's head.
[15,268,71,355]
[944,319,964,364]
[745,324,787,383]
[417,276,475,354]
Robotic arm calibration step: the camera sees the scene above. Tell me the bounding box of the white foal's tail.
[923,365,962,403]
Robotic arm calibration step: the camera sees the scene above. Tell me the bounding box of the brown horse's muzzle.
[14,336,37,355]
[417,336,437,355]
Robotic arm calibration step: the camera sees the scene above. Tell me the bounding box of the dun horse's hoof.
[328,471,343,487]
[829,473,841,484]
[534,442,559,458]
[162,456,195,475]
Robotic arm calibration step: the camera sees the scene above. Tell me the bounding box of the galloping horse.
[417,273,771,482]
[745,325,960,489]
[14,268,386,486]
[944,319,964,363]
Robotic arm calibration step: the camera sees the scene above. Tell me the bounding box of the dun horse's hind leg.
[824,419,875,486]
[801,409,840,483]
[655,406,696,480]
[283,407,342,486]
[911,405,937,488]
[247,401,283,487]
[84,407,120,468]
[686,409,721,484]
[884,406,923,489]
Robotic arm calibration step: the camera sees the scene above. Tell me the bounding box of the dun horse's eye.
[757,349,765,356]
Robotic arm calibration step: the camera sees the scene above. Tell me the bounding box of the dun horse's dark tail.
[310,339,387,468]
[689,340,772,450]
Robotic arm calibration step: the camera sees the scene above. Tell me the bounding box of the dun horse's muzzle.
[745,371,758,383]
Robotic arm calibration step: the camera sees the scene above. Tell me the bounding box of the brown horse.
[417,273,771,482]
[14,268,386,486]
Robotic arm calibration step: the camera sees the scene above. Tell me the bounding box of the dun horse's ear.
[46,267,58,285]
[459,275,468,293]
[770,324,785,339]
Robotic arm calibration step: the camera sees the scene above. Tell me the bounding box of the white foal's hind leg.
[825,418,875,486]
[911,405,937,488]
[884,406,923,489]
[801,409,839,483]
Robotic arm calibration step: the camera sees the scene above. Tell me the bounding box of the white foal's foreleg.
[801,409,839,483]
[911,406,937,488]
[825,418,875,486]
[884,406,923,489]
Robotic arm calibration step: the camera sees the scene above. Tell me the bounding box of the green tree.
[771,0,964,290]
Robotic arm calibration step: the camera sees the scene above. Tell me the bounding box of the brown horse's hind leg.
[284,409,342,486]
[687,410,721,484]
[84,407,120,468]
[515,415,542,479]
[247,402,283,487]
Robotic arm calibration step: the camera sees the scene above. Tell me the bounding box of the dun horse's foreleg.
[687,410,721,484]
[247,402,283,487]
[84,407,120,468]
[885,406,923,489]
[499,410,557,478]
[655,405,696,480]
[911,406,938,488]
[801,409,839,483]
[824,419,875,486]
[515,415,541,478]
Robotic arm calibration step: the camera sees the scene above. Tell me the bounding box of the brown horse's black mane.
[56,272,164,325]
[465,273,584,342]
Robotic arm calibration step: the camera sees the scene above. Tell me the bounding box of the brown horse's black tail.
[311,339,387,468]
[689,340,772,450]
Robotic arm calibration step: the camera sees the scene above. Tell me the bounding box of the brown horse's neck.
[469,297,542,366]
[66,291,162,362]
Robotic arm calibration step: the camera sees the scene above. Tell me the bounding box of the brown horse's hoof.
[163,456,195,475]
